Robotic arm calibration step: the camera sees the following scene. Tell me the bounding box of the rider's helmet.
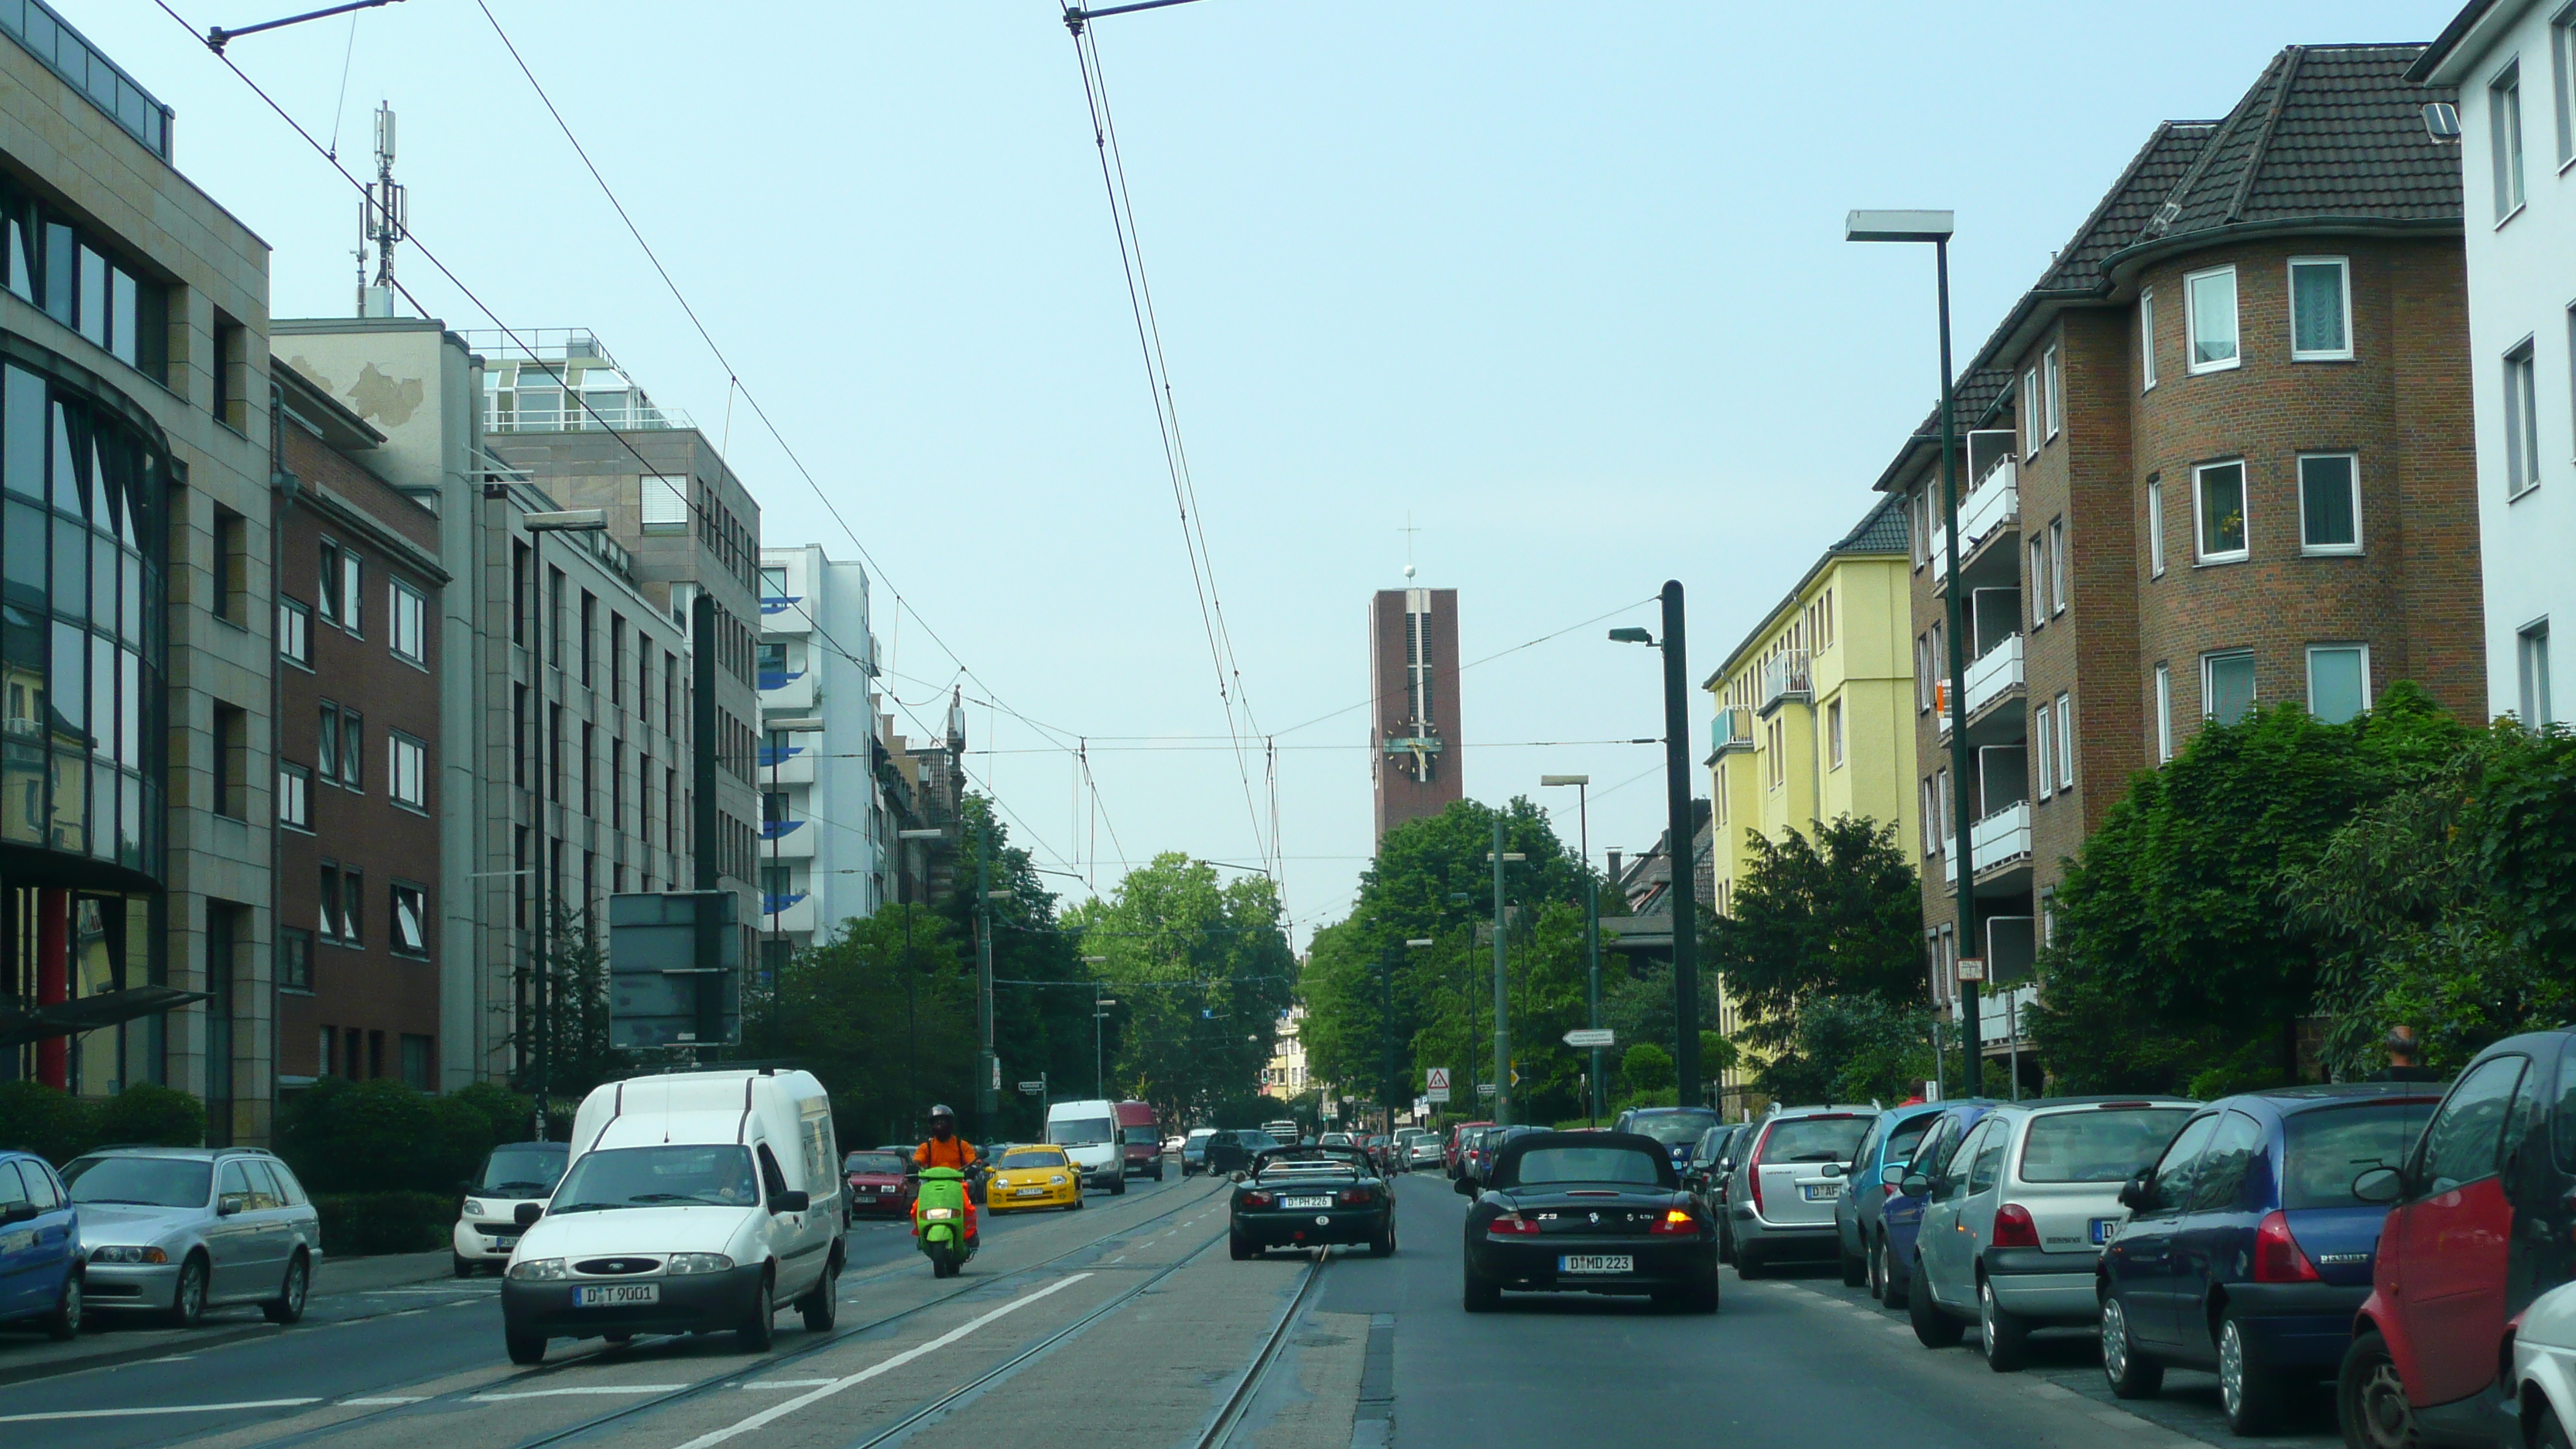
[927,1103,957,1125]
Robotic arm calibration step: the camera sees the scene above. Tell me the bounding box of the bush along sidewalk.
[311,1190,457,1257]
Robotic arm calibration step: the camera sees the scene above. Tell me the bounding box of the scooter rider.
[913,1105,980,1245]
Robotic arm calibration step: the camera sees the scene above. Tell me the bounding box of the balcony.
[1711,707,1754,756]
[1929,456,2020,584]
[1978,983,2040,1048]
[1758,651,1813,716]
[758,892,816,935]
[1941,801,2032,882]
[1965,635,2024,717]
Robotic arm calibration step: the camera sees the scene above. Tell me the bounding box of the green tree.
[743,904,978,1147]
[1621,1042,1674,1096]
[1707,815,1925,1054]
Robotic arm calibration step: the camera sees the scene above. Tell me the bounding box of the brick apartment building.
[1881,45,2485,1068]
[270,362,447,1089]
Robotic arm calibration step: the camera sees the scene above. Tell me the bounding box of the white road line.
[469,1386,688,1402]
[1106,1255,1127,1264]
[667,1273,1093,1449]
[0,1399,324,1423]
[149,1354,196,1362]
[741,1380,836,1390]
[341,1397,427,1406]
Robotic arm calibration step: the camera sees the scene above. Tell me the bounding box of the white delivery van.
[1046,1098,1125,1195]
[498,1068,844,1365]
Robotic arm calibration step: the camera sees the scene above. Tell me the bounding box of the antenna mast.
[358,101,406,317]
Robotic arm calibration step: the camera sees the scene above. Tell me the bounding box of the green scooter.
[913,1166,977,1278]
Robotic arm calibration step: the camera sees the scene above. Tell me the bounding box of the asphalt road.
[0,1163,2351,1449]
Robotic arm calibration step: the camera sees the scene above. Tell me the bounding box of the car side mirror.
[2116,1170,2153,1212]
[1454,1173,1476,1197]
[515,1201,545,1228]
[1899,1173,1930,1197]
[1821,1162,1846,1180]
[772,1190,810,1214]
[2352,1165,2406,1205]
[217,1197,245,1217]
[1879,1163,1907,1187]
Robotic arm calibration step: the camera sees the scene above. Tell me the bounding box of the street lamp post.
[1846,207,1981,1096]
[1094,992,1117,1099]
[519,508,608,1142]
[1611,580,1702,1107]
[1488,820,1527,1125]
[763,716,826,995]
[1540,775,1601,1123]
[896,827,947,1115]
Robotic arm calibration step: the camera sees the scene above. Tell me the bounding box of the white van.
[1046,1098,1125,1195]
[498,1069,845,1365]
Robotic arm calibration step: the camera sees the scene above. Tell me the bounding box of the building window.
[213,704,247,818]
[2506,342,2542,497]
[389,580,427,666]
[580,591,597,687]
[2139,287,2157,390]
[547,567,566,668]
[213,506,247,625]
[2307,645,2369,724]
[278,761,311,831]
[278,927,313,993]
[2035,701,2054,801]
[2029,536,2047,629]
[1827,697,1845,768]
[2555,9,2576,166]
[2147,475,2166,577]
[1920,777,1937,855]
[317,540,341,623]
[2520,619,2554,726]
[2204,650,2257,726]
[2194,460,2249,563]
[319,864,342,940]
[641,474,690,532]
[2493,61,2528,221]
[2154,663,2174,763]
[2049,518,2067,615]
[391,883,428,957]
[390,731,426,810]
[2187,265,2239,372]
[277,597,311,666]
[2299,454,2362,553]
[318,701,340,781]
[341,707,363,791]
[2022,368,2041,457]
[400,1036,432,1090]
[2054,691,2074,790]
[2288,257,2352,360]
[341,552,362,636]
[1914,635,1932,711]
[612,740,627,831]
[2043,344,2063,439]
[343,868,363,944]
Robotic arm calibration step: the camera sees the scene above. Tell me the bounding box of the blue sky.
[90,0,2452,941]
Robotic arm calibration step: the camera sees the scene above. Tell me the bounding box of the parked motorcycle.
[913,1166,978,1278]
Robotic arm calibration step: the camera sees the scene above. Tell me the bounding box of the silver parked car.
[62,1147,323,1327]
[1725,1105,1879,1276]
[1905,1098,2196,1371]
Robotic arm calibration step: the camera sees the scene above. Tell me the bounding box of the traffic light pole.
[1492,814,1511,1127]
[1659,581,1701,1108]
[976,818,997,1131]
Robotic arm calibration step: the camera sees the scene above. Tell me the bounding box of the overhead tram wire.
[148,0,1098,882]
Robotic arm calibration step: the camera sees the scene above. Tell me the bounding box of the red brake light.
[2252,1210,2320,1283]
[1338,1187,1373,1206]
[1242,1190,1274,1209]
[1649,1208,1698,1236]
[1990,1203,2040,1249]
[1487,1211,1541,1237]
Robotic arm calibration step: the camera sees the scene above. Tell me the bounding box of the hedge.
[0,1081,204,1163]
[312,1191,457,1258]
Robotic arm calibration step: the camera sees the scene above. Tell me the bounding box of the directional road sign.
[1562,1028,1616,1049]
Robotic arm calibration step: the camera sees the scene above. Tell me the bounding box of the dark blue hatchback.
[2095,1083,2440,1435]
[0,1149,81,1340]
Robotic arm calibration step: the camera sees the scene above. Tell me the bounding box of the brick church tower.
[1369,586,1461,841]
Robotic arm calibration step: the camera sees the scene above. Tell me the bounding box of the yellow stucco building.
[1703,498,1919,1103]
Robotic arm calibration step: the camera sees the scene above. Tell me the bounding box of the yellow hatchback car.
[986,1144,1084,1212]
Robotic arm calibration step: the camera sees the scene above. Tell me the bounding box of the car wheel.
[2540,1410,2574,1449]
[1370,1219,1396,1258]
[166,1253,208,1330]
[1230,1232,1255,1261]
[738,1269,776,1352]
[2218,1313,2286,1436]
[1978,1279,2030,1372]
[505,1326,547,1365]
[1686,1259,1721,1315]
[1908,1257,1964,1348]
[1840,1239,1868,1288]
[1878,1235,1911,1310]
[2100,1292,2164,1399]
[262,1251,310,1325]
[43,1272,80,1341]
[799,1257,841,1333]
[454,1254,476,1279]
[1462,1265,1500,1314]
[2338,1331,2420,1449]
[1717,1219,1736,1265]
[1735,1245,1765,1280]
[1866,1232,1886,1300]
[1111,1174,1126,1197]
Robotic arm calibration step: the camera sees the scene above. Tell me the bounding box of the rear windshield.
[1628,1111,1722,1147]
[1122,1127,1159,1146]
[1759,1115,1871,1165]
[999,1149,1067,1170]
[1885,1117,1935,1167]
[1049,1117,1115,1147]
[1506,1146,1670,1188]
[2285,1101,2439,1210]
[843,1153,906,1175]
[2019,1108,2196,1184]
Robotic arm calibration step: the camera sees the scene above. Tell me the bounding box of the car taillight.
[1338,1187,1374,1205]
[2253,1210,2320,1283]
[1749,1167,1765,1216]
[1649,1208,1698,1236]
[1487,1212,1540,1237]
[1242,1190,1274,1209]
[1990,1203,2040,1249]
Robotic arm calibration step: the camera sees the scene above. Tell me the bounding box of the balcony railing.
[485,398,693,433]
[1929,457,2020,584]
[1711,707,1754,755]
[1965,635,2025,717]
[1759,651,1813,714]
[1942,800,2033,882]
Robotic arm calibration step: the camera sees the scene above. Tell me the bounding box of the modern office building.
[755,544,889,966]
[0,3,279,1141]
[1368,585,1461,841]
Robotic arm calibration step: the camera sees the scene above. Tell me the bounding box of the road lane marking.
[741,1380,836,1389]
[341,1397,427,1406]
[667,1273,1093,1449]
[0,1399,325,1423]
[470,1386,689,1401]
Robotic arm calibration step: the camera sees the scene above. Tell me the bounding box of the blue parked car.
[1834,1099,1995,1293]
[2096,1082,2442,1436]
[1869,1100,1999,1309]
[0,1149,81,1340]
[1614,1106,1725,1177]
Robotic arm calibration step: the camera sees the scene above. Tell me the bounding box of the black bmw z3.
[1228,1142,1393,1258]
[1458,1129,1719,1313]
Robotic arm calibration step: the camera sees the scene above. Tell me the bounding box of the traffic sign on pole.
[1425,1067,1451,1092]
[1563,1028,1615,1050]
[1476,1083,1497,1098]
[1016,1081,1046,1094]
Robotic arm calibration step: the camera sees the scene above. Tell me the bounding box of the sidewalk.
[0,1249,457,1388]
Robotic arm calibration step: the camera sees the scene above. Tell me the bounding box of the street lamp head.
[1539,775,1590,787]
[767,717,827,735]
[1607,627,1653,645]
[522,509,609,533]
[1845,209,1955,244]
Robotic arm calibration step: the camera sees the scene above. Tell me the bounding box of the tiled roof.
[1831,492,1911,555]
[2030,122,2216,296]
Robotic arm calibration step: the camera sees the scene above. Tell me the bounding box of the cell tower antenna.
[1399,511,1420,581]
[358,101,406,317]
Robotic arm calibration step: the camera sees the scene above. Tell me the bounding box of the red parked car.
[844,1148,914,1219]
[2338,1029,2576,1448]
[1445,1121,1492,1180]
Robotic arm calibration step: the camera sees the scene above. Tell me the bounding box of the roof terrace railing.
[1,0,175,160]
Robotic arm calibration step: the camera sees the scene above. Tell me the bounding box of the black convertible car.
[1458,1129,1719,1313]
[1228,1142,1394,1258]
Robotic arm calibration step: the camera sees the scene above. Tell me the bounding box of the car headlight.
[1051,1175,1067,1185]
[921,1208,957,1221]
[89,1245,168,1265]
[507,1257,568,1281]
[463,1199,490,1218]
[666,1253,734,1275]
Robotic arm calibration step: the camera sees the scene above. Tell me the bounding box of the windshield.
[64,1156,211,1208]
[1759,1116,1871,1164]
[999,1149,1068,1170]
[2285,1101,2439,1210]
[1629,1112,1722,1147]
[843,1153,906,1176]
[2020,1108,2196,1184]
[475,1146,569,1196]
[1121,1126,1159,1146]
[1049,1117,1115,1146]
[550,1145,759,1212]
[1506,1146,1670,1188]
[1237,1132,1278,1153]
[1884,1117,1935,1167]
[1187,1129,1215,1142]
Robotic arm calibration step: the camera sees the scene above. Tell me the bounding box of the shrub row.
[311,1190,457,1258]
[0,1080,207,1163]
